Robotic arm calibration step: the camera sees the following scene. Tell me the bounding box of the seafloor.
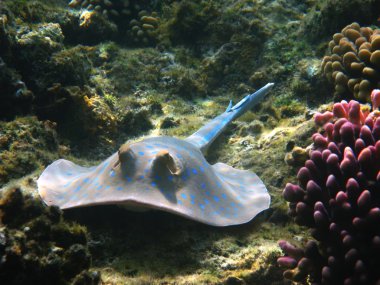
[0,0,379,284]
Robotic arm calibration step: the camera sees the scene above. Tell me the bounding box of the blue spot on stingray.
[220,206,225,212]
[83,178,90,183]
[205,191,211,196]
[73,185,82,193]
[104,185,110,190]
[99,162,109,174]
[192,168,198,174]
[181,193,187,199]
[150,150,158,154]
[204,199,210,205]
[151,182,157,187]
[190,194,196,205]
[167,175,173,181]
[125,175,132,182]
[199,204,205,210]
[109,171,116,177]
[146,145,154,149]
[213,195,220,202]
[200,166,205,173]
[54,194,65,200]
[157,185,164,191]
[216,181,222,188]
[116,186,123,191]
[139,175,144,180]
[154,175,161,181]
[96,185,103,190]
[138,151,145,156]
[201,183,206,189]
[178,200,183,205]
[144,169,149,173]
[177,153,183,158]
[221,193,227,199]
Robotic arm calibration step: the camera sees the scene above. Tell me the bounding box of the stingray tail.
[185,83,274,152]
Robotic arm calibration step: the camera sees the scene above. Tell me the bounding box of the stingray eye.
[152,150,183,175]
[114,144,135,169]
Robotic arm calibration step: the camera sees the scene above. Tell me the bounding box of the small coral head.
[371,89,380,110]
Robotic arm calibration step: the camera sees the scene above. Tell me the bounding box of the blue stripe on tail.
[185,83,274,153]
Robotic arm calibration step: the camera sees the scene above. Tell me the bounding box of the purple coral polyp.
[279,90,380,284]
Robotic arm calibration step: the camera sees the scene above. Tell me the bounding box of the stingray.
[38,83,273,226]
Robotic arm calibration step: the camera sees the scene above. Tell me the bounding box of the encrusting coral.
[0,117,59,186]
[68,0,160,44]
[0,188,99,284]
[278,90,380,284]
[322,22,380,102]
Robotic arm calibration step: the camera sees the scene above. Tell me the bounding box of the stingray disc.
[38,136,270,226]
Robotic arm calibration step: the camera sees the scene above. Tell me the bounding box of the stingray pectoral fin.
[37,153,118,208]
[38,159,93,205]
[211,162,270,223]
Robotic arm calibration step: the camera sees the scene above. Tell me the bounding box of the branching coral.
[278,90,380,284]
[322,22,380,102]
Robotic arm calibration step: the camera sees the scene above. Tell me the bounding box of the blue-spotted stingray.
[38,83,274,226]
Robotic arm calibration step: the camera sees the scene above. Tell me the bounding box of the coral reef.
[67,0,160,45]
[279,91,380,284]
[322,22,380,102]
[0,187,99,284]
[302,0,380,43]
[0,0,349,283]
[0,117,59,186]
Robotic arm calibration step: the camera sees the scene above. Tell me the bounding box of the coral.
[0,61,34,120]
[0,117,59,186]
[51,85,118,144]
[302,0,380,43]
[68,0,134,20]
[279,90,380,284]
[322,22,380,102]
[67,0,160,45]
[128,11,159,45]
[0,188,99,284]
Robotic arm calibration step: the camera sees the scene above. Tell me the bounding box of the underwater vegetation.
[279,92,380,284]
[0,187,99,284]
[322,22,380,102]
[0,117,58,186]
